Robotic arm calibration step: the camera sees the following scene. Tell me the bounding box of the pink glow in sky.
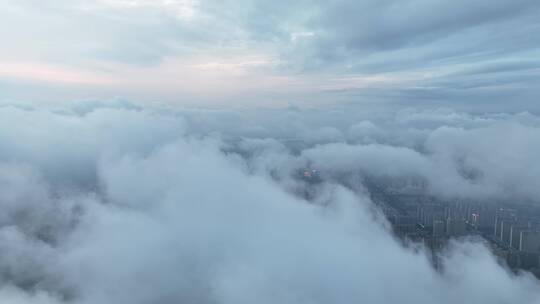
[1,0,539,107]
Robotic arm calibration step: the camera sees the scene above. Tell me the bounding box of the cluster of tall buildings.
[299,172,540,276]
[380,197,472,239]
[374,189,540,276]
[493,209,540,253]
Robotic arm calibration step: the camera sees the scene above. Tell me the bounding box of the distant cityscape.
[302,169,540,278]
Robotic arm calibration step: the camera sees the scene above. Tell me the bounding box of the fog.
[0,101,539,303]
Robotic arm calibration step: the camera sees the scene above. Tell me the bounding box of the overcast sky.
[1,0,539,109]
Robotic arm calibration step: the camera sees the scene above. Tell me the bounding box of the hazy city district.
[302,169,540,278]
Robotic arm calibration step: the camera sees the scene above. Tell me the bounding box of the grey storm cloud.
[0,101,540,303]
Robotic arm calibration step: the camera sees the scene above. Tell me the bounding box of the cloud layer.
[0,101,539,303]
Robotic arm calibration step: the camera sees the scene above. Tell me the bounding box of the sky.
[1,0,540,109]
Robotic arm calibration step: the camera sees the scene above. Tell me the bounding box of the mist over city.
[1,1,540,303]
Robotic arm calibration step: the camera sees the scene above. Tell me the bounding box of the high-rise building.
[494,208,516,238]
[433,220,445,238]
[500,220,514,245]
[519,231,540,254]
[510,225,529,250]
[478,206,496,232]
[446,217,466,237]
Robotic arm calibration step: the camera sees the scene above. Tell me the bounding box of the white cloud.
[0,102,539,303]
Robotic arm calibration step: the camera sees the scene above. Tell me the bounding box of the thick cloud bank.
[0,101,540,303]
